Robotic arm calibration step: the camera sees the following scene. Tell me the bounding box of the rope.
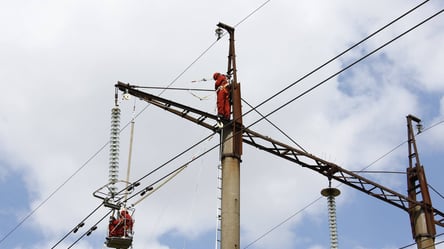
[124,101,137,202]
[188,89,213,101]
[130,165,188,207]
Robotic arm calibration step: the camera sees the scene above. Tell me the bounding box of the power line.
[51,132,217,248]
[241,97,307,152]
[428,184,444,200]
[0,142,109,245]
[398,232,444,249]
[234,0,271,27]
[66,209,113,249]
[51,203,104,249]
[243,196,323,249]
[354,170,406,174]
[61,138,220,248]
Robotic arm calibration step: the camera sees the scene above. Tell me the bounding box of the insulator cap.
[321,187,341,197]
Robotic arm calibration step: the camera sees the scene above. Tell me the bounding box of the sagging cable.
[130,164,188,207]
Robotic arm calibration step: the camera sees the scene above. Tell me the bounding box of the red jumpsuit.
[108,211,133,237]
[109,216,123,237]
[120,210,133,236]
[214,73,231,120]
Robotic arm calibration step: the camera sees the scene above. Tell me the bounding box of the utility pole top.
[406,114,436,249]
[216,22,242,158]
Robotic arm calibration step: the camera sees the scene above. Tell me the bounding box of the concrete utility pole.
[217,22,243,249]
[406,114,436,249]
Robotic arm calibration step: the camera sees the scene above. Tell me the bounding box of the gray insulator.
[108,107,121,196]
[321,187,340,249]
[327,195,338,249]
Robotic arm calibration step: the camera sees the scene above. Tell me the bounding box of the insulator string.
[321,187,340,249]
[327,195,338,249]
[109,106,121,196]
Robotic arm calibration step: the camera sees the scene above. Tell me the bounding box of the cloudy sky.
[1,0,444,249]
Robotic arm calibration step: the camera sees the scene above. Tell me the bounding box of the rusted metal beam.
[406,114,436,248]
[116,82,220,132]
[114,83,444,230]
[241,126,444,227]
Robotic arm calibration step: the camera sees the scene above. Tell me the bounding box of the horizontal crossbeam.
[115,82,444,227]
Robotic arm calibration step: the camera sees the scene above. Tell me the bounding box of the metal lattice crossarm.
[116,82,221,132]
[241,127,444,227]
[115,82,444,228]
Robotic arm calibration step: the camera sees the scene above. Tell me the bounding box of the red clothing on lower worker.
[120,210,133,236]
[109,217,124,237]
[108,210,133,237]
[214,72,231,120]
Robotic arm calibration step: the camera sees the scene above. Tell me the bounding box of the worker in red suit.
[120,209,134,236]
[213,72,231,120]
[108,215,123,237]
[108,210,133,237]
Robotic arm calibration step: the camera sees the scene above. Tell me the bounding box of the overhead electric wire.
[0,141,110,245]
[241,97,307,152]
[53,156,200,248]
[51,203,104,249]
[353,170,406,174]
[66,209,113,249]
[50,156,195,248]
[421,119,444,133]
[398,232,444,249]
[428,184,444,200]
[53,130,217,248]
[234,0,271,27]
[243,196,323,249]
